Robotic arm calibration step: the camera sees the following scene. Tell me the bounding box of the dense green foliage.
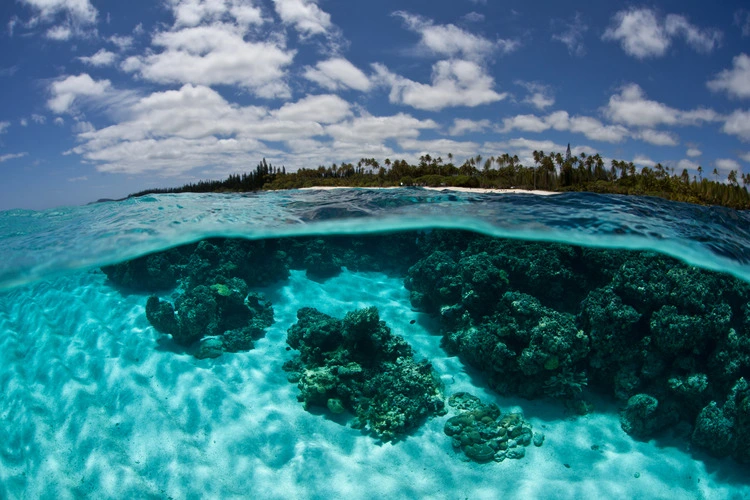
[130,152,750,210]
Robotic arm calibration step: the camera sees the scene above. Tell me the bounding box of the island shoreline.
[296,185,560,196]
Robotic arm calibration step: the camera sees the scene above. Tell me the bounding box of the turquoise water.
[2,189,750,291]
[2,188,750,499]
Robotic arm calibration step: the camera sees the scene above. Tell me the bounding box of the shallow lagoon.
[2,189,750,499]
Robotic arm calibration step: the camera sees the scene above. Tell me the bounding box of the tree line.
[129,152,750,210]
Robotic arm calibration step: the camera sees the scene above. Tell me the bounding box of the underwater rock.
[444,392,536,463]
[286,307,345,365]
[102,248,184,291]
[195,337,224,359]
[533,432,545,447]
[465,238,591,312]
[691,378,750,461]
[620,393,677,438]
[145,296,179,336]
[442,291,590,400]
[301,239,341,280]
[104,238,292,292]
[404,251,462,314]
[146,278,274,357]
[456,252,509,317]
[181,239,290,289]
[327,398,346,414]
[578,287,642,378]
[650,303,731,355]
[284,306,445,441]
[692,401,734,457]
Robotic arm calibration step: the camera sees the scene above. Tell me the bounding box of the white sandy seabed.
[0,268,749,500]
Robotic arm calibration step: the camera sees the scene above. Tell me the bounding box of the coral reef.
[441,291,589,400]
[405,230,750,461]
[146,278,274,357]
[103,234,422,290]
[283,306,445,441]
[106,234,422,358]
[104,229,750,464]
[443,392,540,463]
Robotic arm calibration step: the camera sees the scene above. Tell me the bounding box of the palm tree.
[728,170,738,186]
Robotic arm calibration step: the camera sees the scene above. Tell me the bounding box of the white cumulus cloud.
[393,11,518,60]
[449,118,492,136]
[633,129,679,146]
[326,113,438,143]
[603,8,721,59]
[272,94,351,124]
[374,60,507,111]
[166,0,264,28]
[664,14,722,53]
[708,53,750,100]
[500,110,629,143]
[122,23,295,98]
[501,114,549,133]
[78,49,117,67]
[19,0,98,40]
[716,158,741,173]
[604,83,720,127]
[603,8,669,59]
[47,74,112,114]
[19,0,97,24]
[68,84,351,175]
[516,81,555,110]
[397,138,480,159]
[303,57,371,91]
[108,34,134,51]
[272,0,332,36]
[722,109,750,141]
[633,155,656,167]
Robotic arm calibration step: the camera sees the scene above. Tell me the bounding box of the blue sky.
[0,0,749,210]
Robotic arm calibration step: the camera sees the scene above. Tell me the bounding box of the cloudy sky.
[0,0,749,209]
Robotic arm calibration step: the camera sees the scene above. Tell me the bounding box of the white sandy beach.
[298,185,560,196]
[1,267,748,499]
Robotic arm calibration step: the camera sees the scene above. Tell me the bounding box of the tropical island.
[129,149,750,210]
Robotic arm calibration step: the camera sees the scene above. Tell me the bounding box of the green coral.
[443,291,589,399]
[543,367,588,399]
[284,306,445,441]
[210,283,231,296]
[145,278,274,357]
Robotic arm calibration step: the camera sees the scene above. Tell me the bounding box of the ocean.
[1,188,750,499]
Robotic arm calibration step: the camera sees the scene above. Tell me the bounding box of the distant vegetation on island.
[129,150,750,210]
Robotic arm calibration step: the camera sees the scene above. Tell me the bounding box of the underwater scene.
[2,188,750,499]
